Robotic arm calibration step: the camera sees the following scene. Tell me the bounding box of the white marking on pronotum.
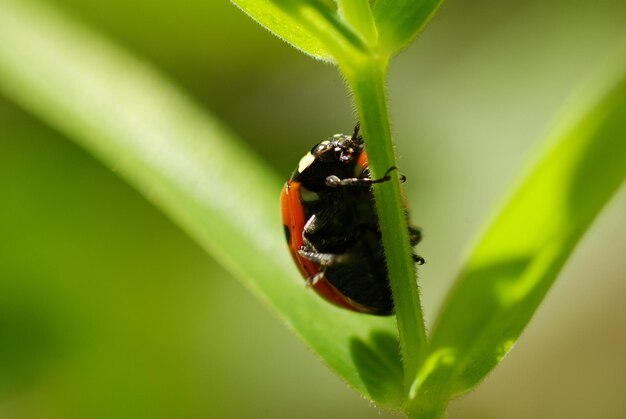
[299,186,320,202]
[298,152,315,173]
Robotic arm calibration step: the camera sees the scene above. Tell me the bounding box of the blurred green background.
[1,0,625,418]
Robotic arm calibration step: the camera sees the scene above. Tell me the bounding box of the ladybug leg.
[298,240,339,287]
[302,206,340,236]
[325,166,406,187]
[303,214,320,235]
[408,226,425,264]
[409,225,422,246]
[305,271,326,287]
[300,232,351,267]
[413,254,426,265]
[298,248,350,267]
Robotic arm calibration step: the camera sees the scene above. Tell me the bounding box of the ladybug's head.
[311,132,363,165]
[291,126,365,188]
[312,123,363,165]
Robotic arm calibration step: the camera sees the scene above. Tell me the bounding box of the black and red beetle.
[280,125,424,315]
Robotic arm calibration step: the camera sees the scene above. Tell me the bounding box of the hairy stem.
[342,56,428,394]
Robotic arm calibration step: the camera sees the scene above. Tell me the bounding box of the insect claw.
[305,272,324,288]
[413,255,426,265]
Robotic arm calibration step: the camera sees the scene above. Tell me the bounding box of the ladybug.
[280,124,424,315]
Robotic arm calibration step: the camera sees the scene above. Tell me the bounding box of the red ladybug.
[280,125,424,315]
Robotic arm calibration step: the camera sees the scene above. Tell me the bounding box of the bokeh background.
[1,0,625,418]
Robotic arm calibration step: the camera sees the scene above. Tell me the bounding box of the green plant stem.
[405,403,447,419]
[342,56,428,394]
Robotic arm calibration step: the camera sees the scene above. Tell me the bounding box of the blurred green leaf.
[371,0,444,55]
[410,65,626,411]
[0,0,404,408]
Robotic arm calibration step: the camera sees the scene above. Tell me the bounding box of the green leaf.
[411,65,626,410]
[231,0,333,60]
[0,0,404,408]
[232,0,369,62]
[371,0,444,55]
[337,0,378,46]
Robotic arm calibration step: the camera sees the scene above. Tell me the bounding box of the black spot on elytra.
[283,224,291,243]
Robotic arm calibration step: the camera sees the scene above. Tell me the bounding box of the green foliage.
[371,0,444,54]
[337,0,377,46]
[408,70,626,416]
[0,0,624,418]
[0,0,402,409]
[229,4,448,406]
[232,0,334,60]
[430,73,626,394]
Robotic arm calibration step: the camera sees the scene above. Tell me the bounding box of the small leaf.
[0,0,404,407]
[371,0,444,55]
[337,0,378,46]
[414,65,626,406]
[234,0,370,65]
[231,0,333,60]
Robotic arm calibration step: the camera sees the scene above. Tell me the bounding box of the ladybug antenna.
[352,122,362,142]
